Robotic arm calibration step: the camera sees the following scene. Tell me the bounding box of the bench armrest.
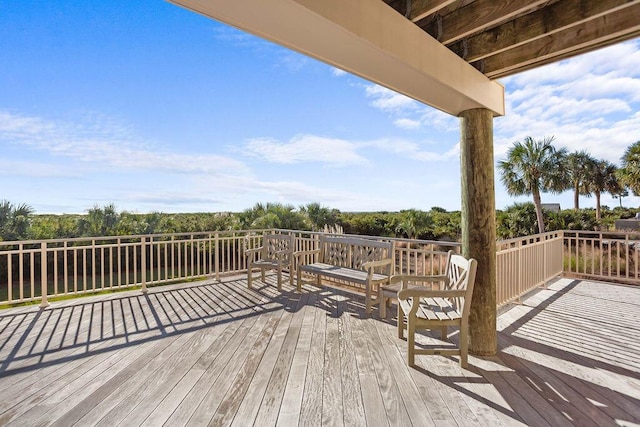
[362,258,392,270]
[397,288,467,301]
[294,249,320,258]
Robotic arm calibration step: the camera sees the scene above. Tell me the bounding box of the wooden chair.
[379,250,453,318]
[245,234,294,290]
[396,254,477,368]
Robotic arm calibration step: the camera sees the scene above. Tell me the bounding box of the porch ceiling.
[169,0,506,116]
[169,0,640,117]
[384,0,640,79]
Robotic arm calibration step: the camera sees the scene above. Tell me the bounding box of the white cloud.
[243,134,369,166]
[362,138,458,161]
[394,118,421,129]
[0,110,249,175]
[0,159,82,177]
[331,67,348,77]
[364,84,418,112]
[495,40,640,164]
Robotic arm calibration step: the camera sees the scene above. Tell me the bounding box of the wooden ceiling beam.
[449,0,640,62]
[421,0,549,44]
[409,0,457,22]
[479,3,640,78]
[485,31,640,78]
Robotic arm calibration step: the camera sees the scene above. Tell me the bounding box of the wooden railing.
[0,230,460,307]
[0,231,256,306]
[563,230,640,284]
[496,231,564,307]
[2,228,638,308]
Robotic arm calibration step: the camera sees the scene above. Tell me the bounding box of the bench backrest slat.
[318,235,393,272]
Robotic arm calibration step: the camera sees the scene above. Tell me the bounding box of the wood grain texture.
[460,108,497,356]
[0,275,638,426]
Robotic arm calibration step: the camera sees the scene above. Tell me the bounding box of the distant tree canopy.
[3,199,640,243]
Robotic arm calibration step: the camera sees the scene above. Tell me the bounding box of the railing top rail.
[563,229,640,238]
[0,229,279,247]
[496,230,564,246]
[271,229,461,247]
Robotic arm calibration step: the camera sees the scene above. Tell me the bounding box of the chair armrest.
[397,288,467,300]
[362,258,392,270]
[245,247,263,255]
[390,274,448,289]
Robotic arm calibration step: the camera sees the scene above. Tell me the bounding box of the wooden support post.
[460,108,497,356]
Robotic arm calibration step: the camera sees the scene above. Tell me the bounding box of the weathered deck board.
[0,275,638,426]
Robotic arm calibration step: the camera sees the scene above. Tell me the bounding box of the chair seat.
[379,282,431,318]
[399,297,462,322]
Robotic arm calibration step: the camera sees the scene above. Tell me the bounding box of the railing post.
[542,236,548,289]
[517,240,523,304]
[141,237,148,293]
[214,232,220,281]
[40,242,49,308]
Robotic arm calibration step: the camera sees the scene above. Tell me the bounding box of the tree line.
[2,198,639,244]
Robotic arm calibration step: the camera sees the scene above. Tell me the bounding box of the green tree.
[79,204,120,236]
[566,151,596,210]
[300,203,339,231]
[394,209,432,239]
[0,200,34,241]
[498,136,568,234]
[496,203,538,239]
[618,141,640,195]
[238,202,310,230]
[588,159,620,219]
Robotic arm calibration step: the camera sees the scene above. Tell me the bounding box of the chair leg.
[247,267,252,289]
[380,293,387,318]
[460,325,468,368]
[277,269,282,291]
[261,269,265,282]
[297,269,302,292]
[397,304,404,339]
[289,264,295,287]
[440,326,448,340]
[407,318,416,367]
[365,283,372,314]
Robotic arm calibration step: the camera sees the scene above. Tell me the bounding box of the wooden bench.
[295,235,393,313]
[245,233,294,290]
[396,254,477,368]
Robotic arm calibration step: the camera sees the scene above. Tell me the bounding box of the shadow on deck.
[0,274,638,426]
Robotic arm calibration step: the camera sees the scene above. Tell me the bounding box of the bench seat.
[296,235,393,313]
[299,263,390,285]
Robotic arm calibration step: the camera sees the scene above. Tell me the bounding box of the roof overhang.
[169,0,505,117]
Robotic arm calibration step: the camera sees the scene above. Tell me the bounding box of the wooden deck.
[0,275,638,426]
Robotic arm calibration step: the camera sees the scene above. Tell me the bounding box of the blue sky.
[2,1,640,214]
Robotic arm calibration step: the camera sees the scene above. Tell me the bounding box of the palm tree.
[394,209,432,239]
[618,141,640,195]
[299,203,339,231]
[498,136,568,234]
[566,151,596,210]
[588,159,620,219]
[239,202,310,230]
[0,200,34,241]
